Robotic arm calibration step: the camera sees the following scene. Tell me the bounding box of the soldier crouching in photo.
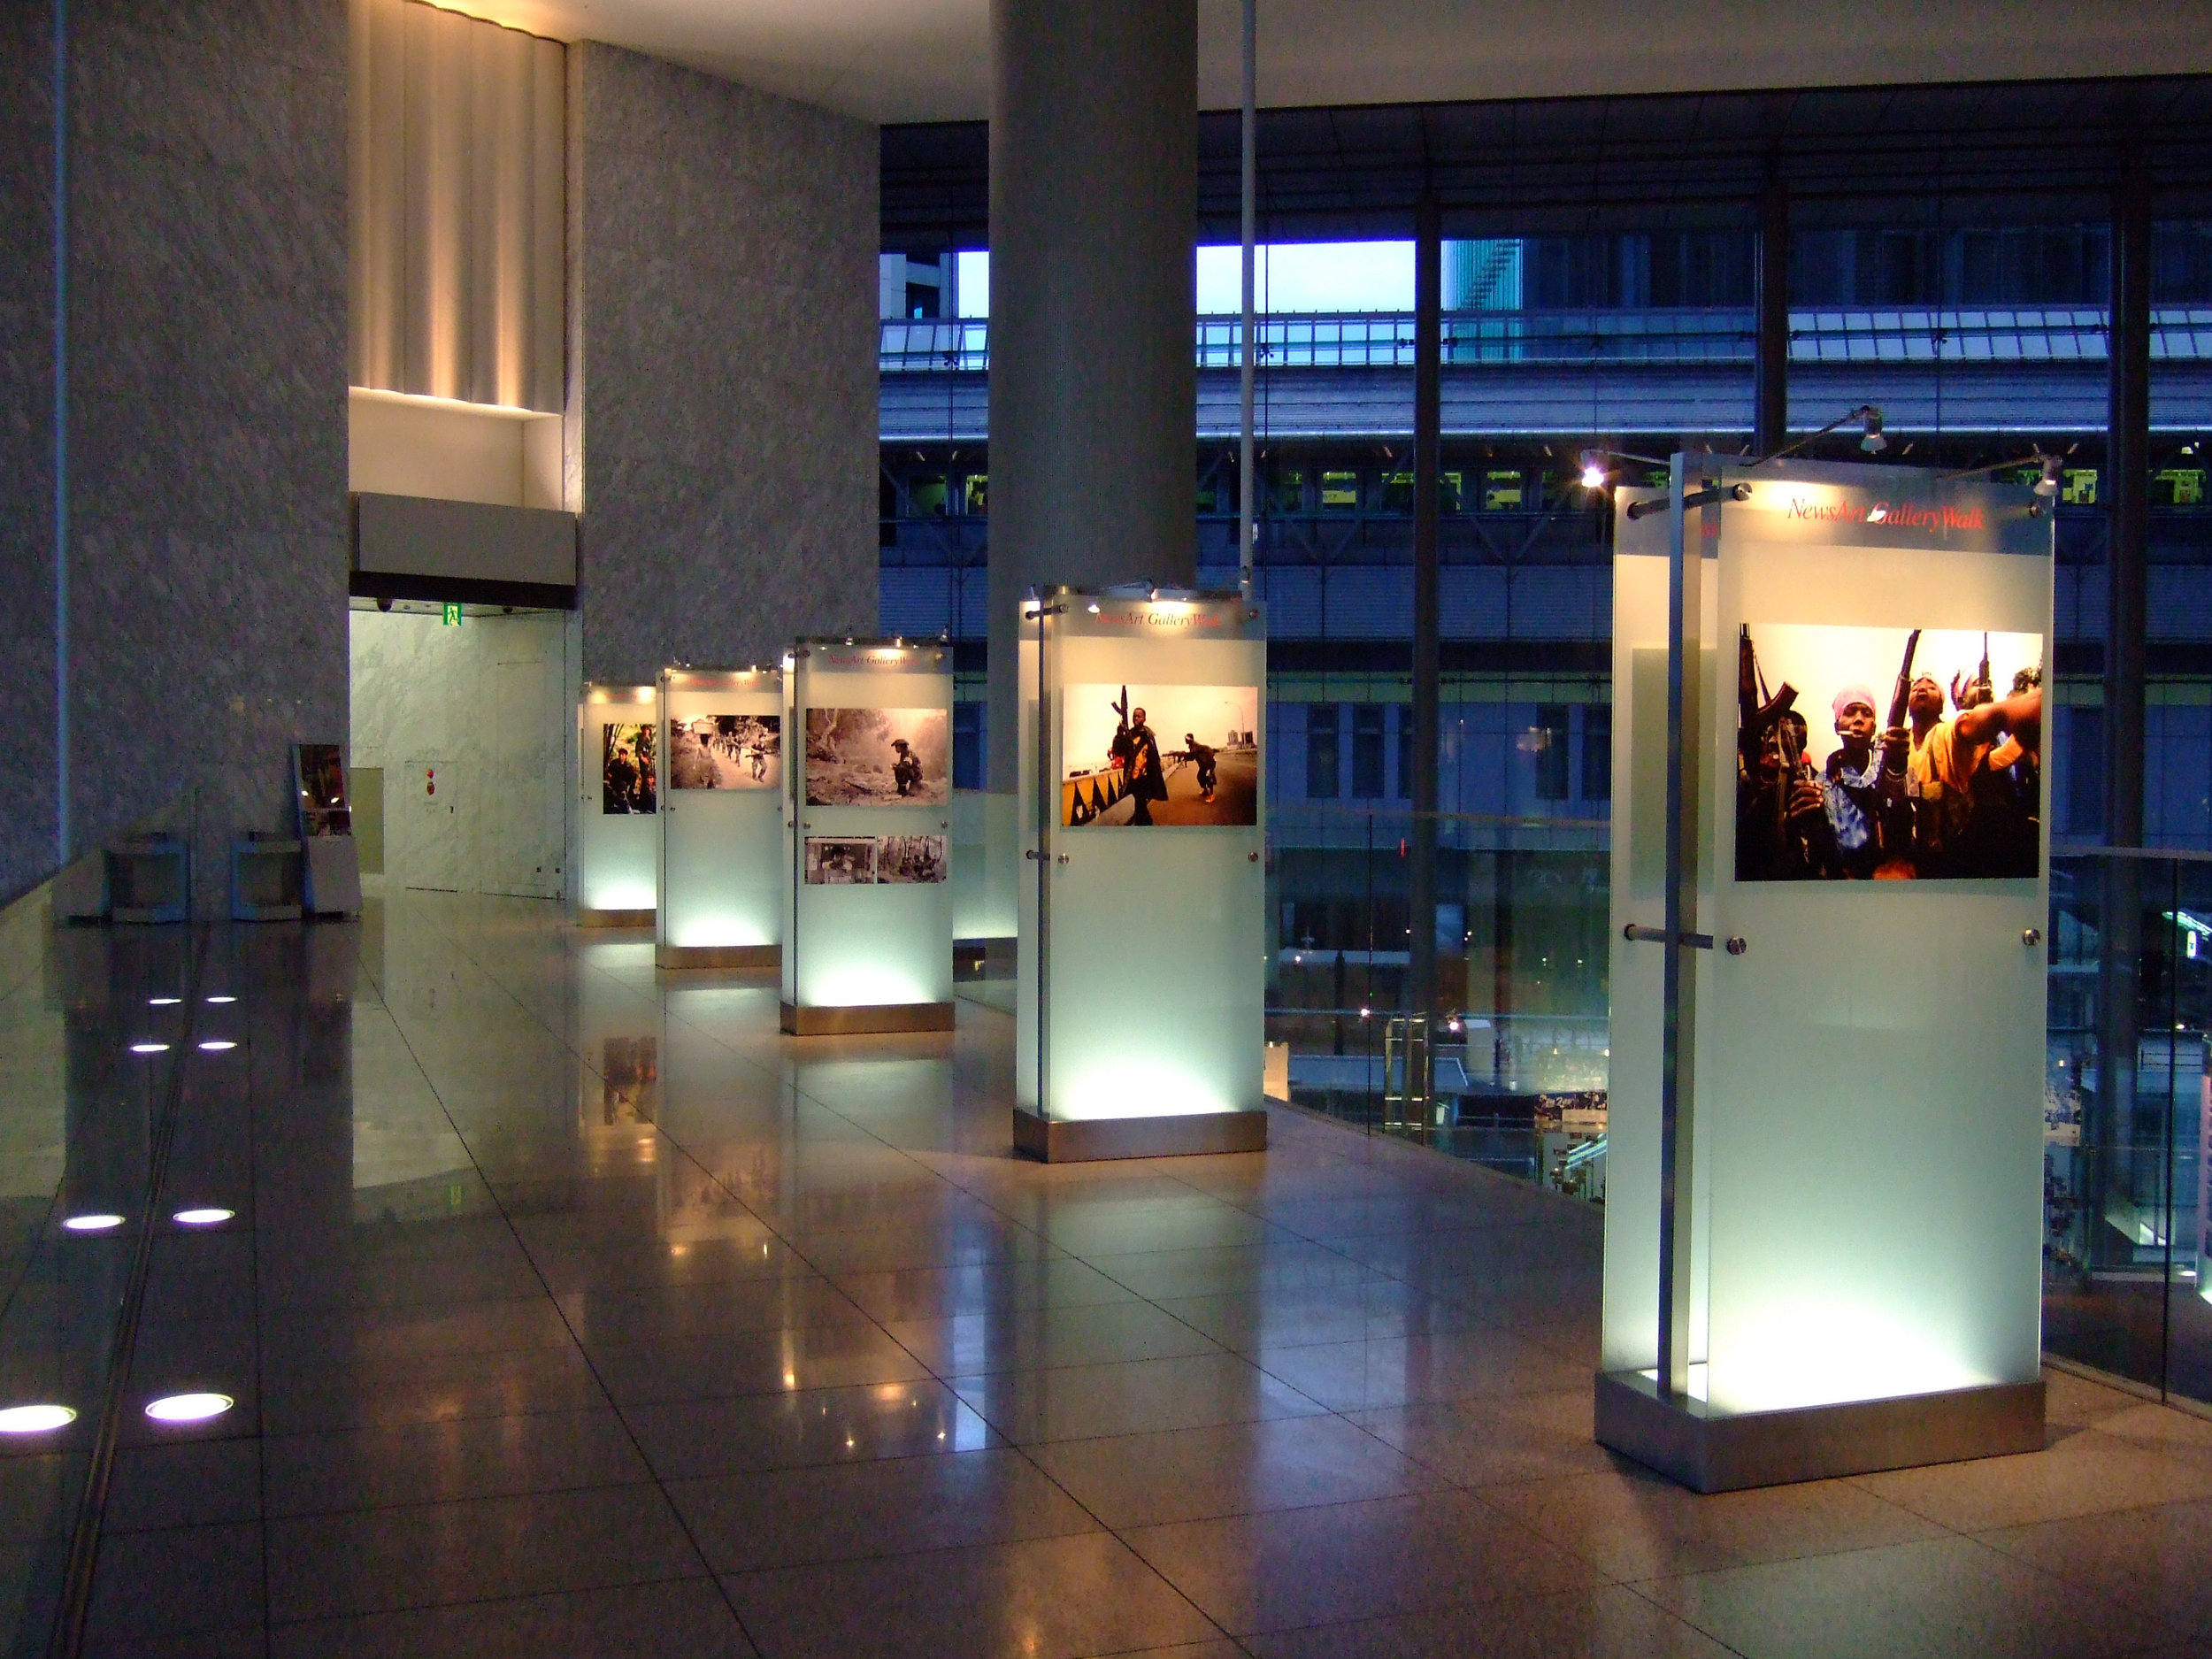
[1183,733,1218,803]
[891,737,923,797]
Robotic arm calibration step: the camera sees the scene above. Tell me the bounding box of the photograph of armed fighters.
[804,836,876,885]
[669,713,781,791]
[1062,683,1261,826]
[804,708,949,806]
[875,834,949,884]
[602,724,657,815]
[1735,623,2042,881]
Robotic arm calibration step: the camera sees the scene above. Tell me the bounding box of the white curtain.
[349,0,565,412]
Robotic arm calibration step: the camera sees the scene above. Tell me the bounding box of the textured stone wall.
[0,0,350,909]
[0,5,58,902]
[571,44,879,685]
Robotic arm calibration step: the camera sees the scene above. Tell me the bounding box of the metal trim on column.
[1656,451,1701,1399]
[1409,191,1441,1022]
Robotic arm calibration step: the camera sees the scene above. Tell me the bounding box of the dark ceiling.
[881,73,2212,249]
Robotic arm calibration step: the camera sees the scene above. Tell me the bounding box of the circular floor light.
[130,1042,169,1055]
[0,1405,76,1434]
[173,1209,234,1227]
[197,1040,237,1052]
[144,1393,232,1424]
[63,1214,124,1233]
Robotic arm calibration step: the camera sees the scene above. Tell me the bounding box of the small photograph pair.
[804,835,947,885]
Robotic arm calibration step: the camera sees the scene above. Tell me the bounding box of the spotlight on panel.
[1858,405,1887,453]
[2036,455,2063,498]
[1578,449,1608,490]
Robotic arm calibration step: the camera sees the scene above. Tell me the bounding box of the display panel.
[804,836,876,884]
[1735,624,2042,882]
[295,743,351,837]
[669,714,780,791]
[602,723,657,815]
[803,708,949,805]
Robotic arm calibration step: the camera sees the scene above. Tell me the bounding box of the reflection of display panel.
[1734,624,2042,882]
[803,708,949,805]
[669,714,780,791]
[602,723,657,814]
[1060,683,1260,827]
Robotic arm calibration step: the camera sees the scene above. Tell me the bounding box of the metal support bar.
[1656,452,1701,1400]
[1754,175,1789,458]
[1408,190,1441,1022]
[1236,0,1256,597]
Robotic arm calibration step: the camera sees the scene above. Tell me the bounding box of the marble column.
[986,0,1197,788]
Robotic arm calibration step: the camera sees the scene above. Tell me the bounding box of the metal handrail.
[881,306,2212,373]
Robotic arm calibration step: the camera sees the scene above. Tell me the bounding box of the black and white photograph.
[875,834,949,885]
[1062,683,1261,826]
[804,707,949,806]
[804,836,877,885]
[1736,623,2042,882]
[602,724,657,815]
[669,713,781,791]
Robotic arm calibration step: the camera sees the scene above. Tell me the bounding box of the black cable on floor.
[46,926,205,1659]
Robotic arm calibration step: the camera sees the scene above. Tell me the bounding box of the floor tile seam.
[1962,1515,2212,1636]
[692,1503,1110,1579]
[257,1465,671,1527]
[339,970,772,1659]
[1609,1579,1760,1659]
[259,1563,722,1632]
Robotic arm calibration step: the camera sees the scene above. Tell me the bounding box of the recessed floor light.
[148,997,181,1007]
[0,1405,76,1433]
[173,1209,234,1226]
[144,1393,232,1423]
[130,1042,169,1054]
[204,996,236,1005]
[63,1214,124,1233]
[197,1041,237,1052]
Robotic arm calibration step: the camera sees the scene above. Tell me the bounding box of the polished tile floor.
[24,891,2212,1655]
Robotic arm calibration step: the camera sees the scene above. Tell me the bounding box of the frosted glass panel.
[784,644,954,1010]
[577,689,657,913]
[951,791,1018,940]
[1020,597,1266,1122]
[658,671,782,951]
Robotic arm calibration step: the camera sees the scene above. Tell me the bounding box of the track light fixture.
[1858,405,1887,453]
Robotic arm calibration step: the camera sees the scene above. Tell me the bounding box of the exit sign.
[442,603,463,626]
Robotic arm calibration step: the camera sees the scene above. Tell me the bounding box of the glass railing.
[1263,805,1612,1197]
[2044,848,2212,1409]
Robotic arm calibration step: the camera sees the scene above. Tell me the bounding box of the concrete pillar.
[987,0,1197,788]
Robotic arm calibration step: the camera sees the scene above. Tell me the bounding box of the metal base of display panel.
[658,944,778,970]
[1012,1108,1270,1163]
[780,1001,956,1036]
[1594,1369,2046,1494]
[578,908,656,929]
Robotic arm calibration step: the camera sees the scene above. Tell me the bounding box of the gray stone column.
[987,0,1197,788]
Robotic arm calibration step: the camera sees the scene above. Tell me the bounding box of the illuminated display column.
[780,641,955,1033]
[657,667,784,969]
[1015,588,1268,1161]
[1600,457,2052,1491]
[576,685,658,923]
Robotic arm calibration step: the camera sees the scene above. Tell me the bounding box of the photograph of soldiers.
[1735,623,2041,881]
[876,834,949,884]
[1062,683,1261,827]
[803,836,877,884]
[803,708,949,806]
[668,713,781,791]
[602,723,657,815]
